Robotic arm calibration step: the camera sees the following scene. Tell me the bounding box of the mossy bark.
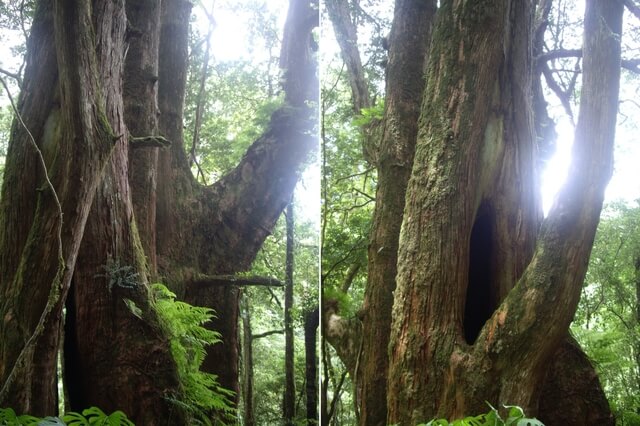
[385,0,622,423]
[62,0,187,422]
[0,0,117,415]
[1,0,317,422]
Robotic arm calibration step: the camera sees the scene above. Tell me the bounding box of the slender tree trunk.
[305,307,319,425]
[284,202,296,424]
[324,0,370,113]
[241,294,255,426]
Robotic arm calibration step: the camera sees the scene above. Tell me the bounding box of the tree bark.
[62,0,187,422]
[154,0,318,412]
[1,0,318,421]
[357,1,436,424]
[538,336,614,426]
[324,0,370,113]
[386,0,622,422]
[0,0,119,414]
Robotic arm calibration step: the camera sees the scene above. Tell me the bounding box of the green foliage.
[422,405,544,426]
[0,406,133,426]
[242,201,319,423]
[185,0,285,182]
[152,284,236,425]
[352,100,384,127]
[572,200,640,424]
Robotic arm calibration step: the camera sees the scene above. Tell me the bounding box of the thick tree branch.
[190,0,318,274]
[482,0,624,405]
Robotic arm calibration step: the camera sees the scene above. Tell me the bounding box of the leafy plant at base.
[152,283,236,425]
[421,404,544,426]
[0,406,133,425]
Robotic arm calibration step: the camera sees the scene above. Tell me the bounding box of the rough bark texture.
[0,0,117,414]
[62,0,187,421]
[386,0,622,422]
[1,0,317,421]
[357,1,436,424]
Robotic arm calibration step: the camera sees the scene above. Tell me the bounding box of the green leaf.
[62,411,90,426]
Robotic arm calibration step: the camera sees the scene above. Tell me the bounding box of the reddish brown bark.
[62,0,187,421]
[1,0,317,422]
[0,0,119,414]
[386,0,622,422]
[357,1,436,424]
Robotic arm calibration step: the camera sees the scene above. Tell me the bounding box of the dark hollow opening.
[464,203,496,345]
[63,282,86,411]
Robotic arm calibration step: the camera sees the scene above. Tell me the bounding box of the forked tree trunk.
[325,0,618,424]
[386,0,622,422]
[1,0,318,422]
[155,0,318,409]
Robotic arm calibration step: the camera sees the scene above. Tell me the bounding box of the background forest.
[0,0,318,425]
[321,0,640,424]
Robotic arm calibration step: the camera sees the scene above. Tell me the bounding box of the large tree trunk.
[0,0,121,415]
[323,0,618,424]
[63,0,187,421]
[1,0,317,422]
[357,1,436,424]
[155,0,319,413]
[386,0,622,423]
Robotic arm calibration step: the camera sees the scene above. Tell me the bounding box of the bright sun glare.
[195,0,320,225]
[541,108,640,217]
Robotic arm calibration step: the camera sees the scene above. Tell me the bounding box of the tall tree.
[283,201,296,424]
[323,0,632,424]
[0,0,318,423]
